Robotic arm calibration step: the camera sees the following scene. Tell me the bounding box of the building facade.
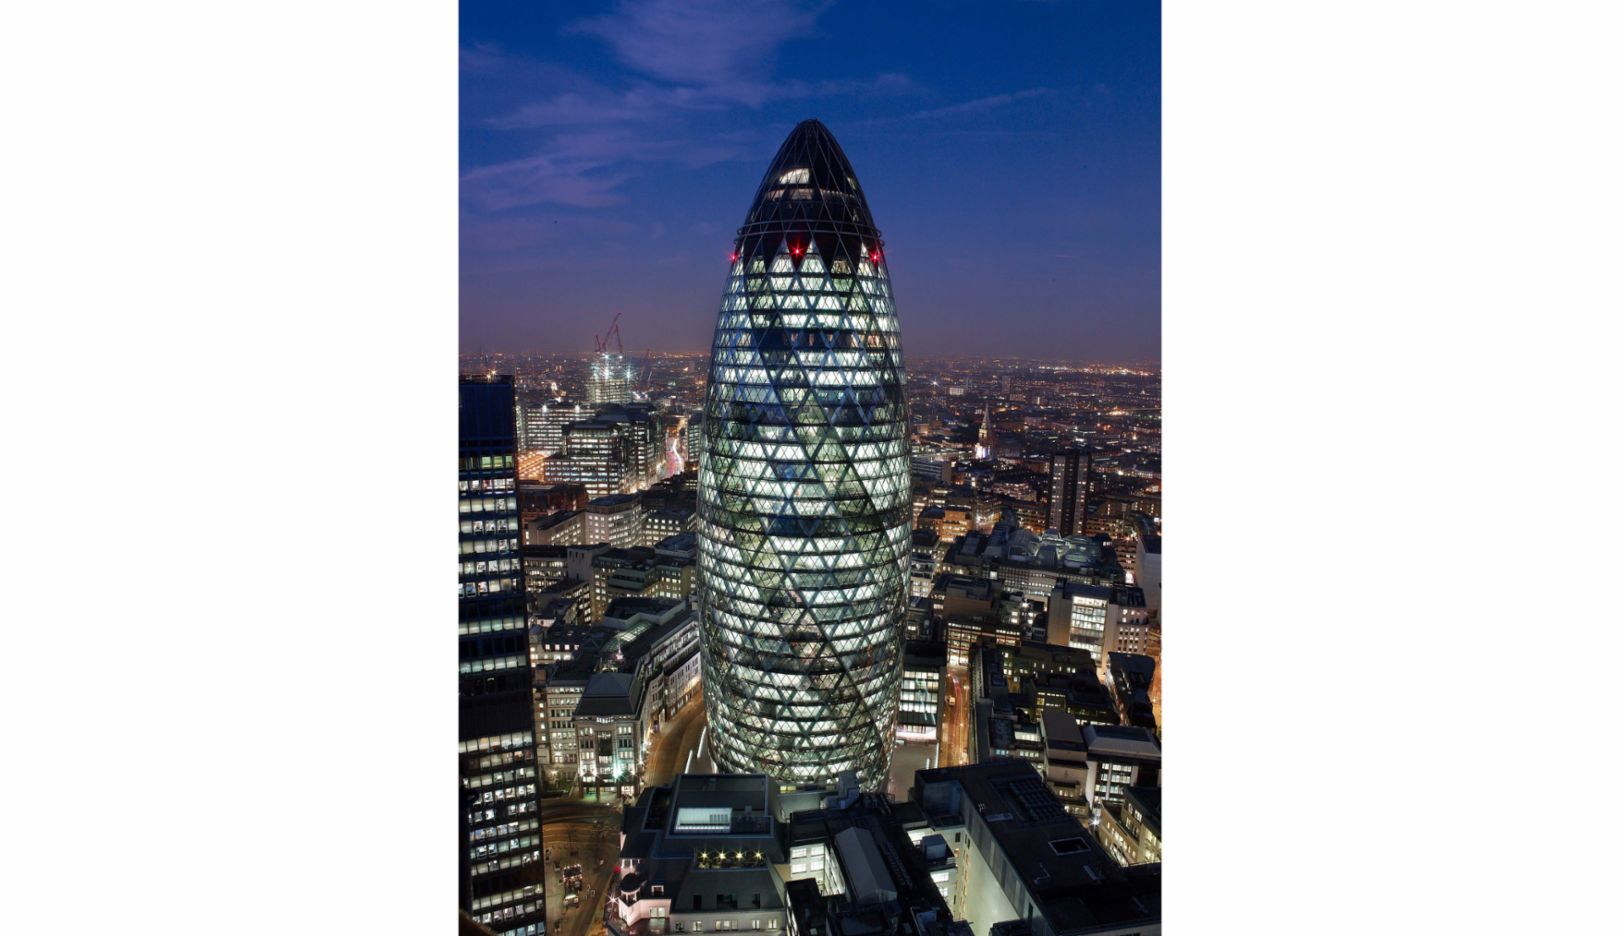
[1046,448,1092,536]
[698,120,911,787]
[458,375,546,935]
[913,761,1160,936]
[590,351,636,406]
[1097,785,1162,868]
[522,398,588,455]
[588,493,646,549]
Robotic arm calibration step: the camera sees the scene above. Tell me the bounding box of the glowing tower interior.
[697,119,912,788]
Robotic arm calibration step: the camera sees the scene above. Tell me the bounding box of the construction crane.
[593,312,624,354]
[636,348,654,398]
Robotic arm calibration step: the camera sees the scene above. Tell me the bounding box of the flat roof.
[913,761,1158,933]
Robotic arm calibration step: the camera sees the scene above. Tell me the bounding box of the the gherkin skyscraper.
[697,119,911,789]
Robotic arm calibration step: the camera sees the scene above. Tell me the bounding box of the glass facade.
[588,351,635,406]
[459,375,547,936]
[697,120,911,788]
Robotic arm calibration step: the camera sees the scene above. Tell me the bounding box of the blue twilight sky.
[461,0,1159,362]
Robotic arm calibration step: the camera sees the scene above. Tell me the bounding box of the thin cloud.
[461,153,631,211]
[461,129,755,211]
[905,87,1055,120]
[463,1,919,212]
[488,73,919,130]
[567,0,830,87]
[842,87,1059,130]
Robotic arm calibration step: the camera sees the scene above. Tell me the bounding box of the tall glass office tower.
[697,120,912,788]
[459,375,545,935]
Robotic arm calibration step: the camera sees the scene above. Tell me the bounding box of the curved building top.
[736,119,883,261]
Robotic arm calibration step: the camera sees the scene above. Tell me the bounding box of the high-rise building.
[593,403,666,490]
[1047,447,1092,536]
[698,119,911,788]
[457,375,546,935]
[588,350,635,406]
[544,419,627,498]
[681,407,706,468]
[1134,515,1161,616]
[522,397,587,455]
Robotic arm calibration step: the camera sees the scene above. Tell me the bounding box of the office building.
[608,773,972,936]
[536,649,602,780]
[942,515,1125,604]
[1080,719,1161,817]
[518,480,588,522]
[590,350,636,406]
[917,504,974,543]
[607,774,791,936]
[898,639,945,742]
[1133,518,1160,617]
[545,419,628,499]
[590,547,696,624]
[698,120,911,787]
[605,598,703,723]
[1046,449,1092,537]
[1105,653,1157,734]
[1045,582,1108,667]
[977,642,1119,727]
[523,398,588,455]
[587,493,645,549]
[575,670,647,799]
[911,529,942,599]
[524,509,585,547]
[1097,786,1161,869]
[594,403,668,490]
[933,575,1039,668]
[644,505,697,546]
[682,408,706,468]
[457,375,546,935]
[912,455,953,486]
[913,761,1160,936]
[1046,583,1151,667]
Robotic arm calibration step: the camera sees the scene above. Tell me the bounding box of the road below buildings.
[937,669,971,768]
[543,800,620,936]
[887,737,938,799]
[642,691,712,788]
[540,693,710,936]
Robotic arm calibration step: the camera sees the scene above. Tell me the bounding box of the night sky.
[461,1,1160,361]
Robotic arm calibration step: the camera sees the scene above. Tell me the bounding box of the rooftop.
[574,671,640,717]
[912,761,1159,934]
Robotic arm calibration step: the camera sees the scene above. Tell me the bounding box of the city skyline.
[460,1,1161,361]
[459,7,1162,935]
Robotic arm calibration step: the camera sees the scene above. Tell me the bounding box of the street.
[542,692,711,936]
[642,691,712,789]
[887,737,937,799]
[543,799,620,936]
[936,669,971,768]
